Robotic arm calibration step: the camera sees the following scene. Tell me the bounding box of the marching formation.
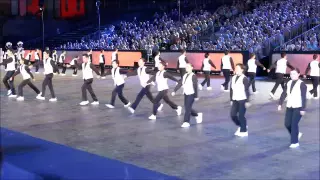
[1,44,319,148]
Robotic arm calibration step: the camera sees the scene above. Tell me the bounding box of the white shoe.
[7,90,12,96]
[289,143,299,148]
[72,74,78,76]
[175,82,178,85]
[234,127,240,135]
[157,104,164,112]
[36,95,45,100]
[101,76,106,79]
[148,114,156,120]
[181,122,190,128]
[253,91,259,94]
[220,85,224,90]
[198,84,203,90]
[236,131,248,137]
[128,107,135,114]
[79,101,89,106]
[124,102,131,108]
[105,104,115,108]
[298,132,303,140]
[16,96,24,101]
[8,94,17,98]
[314,96,319,99]
[224,89,230,92]
[35,72,40,74]
[49,98,57,102]
[176,106,182,116]
[206,87,212,91]
[307,93,313,99]
[269,92,275,99]
[91,101,99,105]
[196,113,203,124]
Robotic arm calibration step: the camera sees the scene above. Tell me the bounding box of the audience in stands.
[57,0,319,53]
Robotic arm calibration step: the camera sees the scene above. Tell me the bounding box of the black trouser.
[62,64,68,74]
[18,79,40,96]
[154,67,159,72]
[35,60,40,72]
[73,66,78,75]
[152,89,178,115]
[247,72,257,92]
[221,69,230,90]
[41,73,56,98]
[284,107,302,144]
[179,68,186,78]
[271,73,285,94]
[309,76,319,97]
[99,63,105,76]
[201,71,211,87]
[230,100,247,132]
[81,78,98,101]
[184,94,198,123]
[131,85,154,110]
[110,84,129,105]
[3,71,16,95]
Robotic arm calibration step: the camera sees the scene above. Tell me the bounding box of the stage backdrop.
[23,50,43,62]
[56,51,142,66]
[160,52,244,71]
[272,53,320,75]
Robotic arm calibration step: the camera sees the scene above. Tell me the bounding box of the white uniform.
[20,65,31,80]
[231,75,247,101]
[222,55,231,70]
[82,62,94,80]
[178,55,187,68]
[286,80,303,108]
[182,73,195,95]
[156,71,169,91]
[111,67,125,86]
[137,66,150,88]
[247,58,257,73]
[43,58,54,75]
[275,58,287,74]
[309,60,320,77]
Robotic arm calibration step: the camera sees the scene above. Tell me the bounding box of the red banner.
[60,0,85,18]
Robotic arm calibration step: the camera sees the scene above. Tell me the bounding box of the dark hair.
[224,50,229,55]
[250,53,255,58]
[313,54,318,60]
[236,63,246,71]
[181,49,186,54]
[44,50,50,55]
[292,68,300,74]
[82,54,89,58]
[140,58,147,62]
[115,48,118,51]
[281,52,286,58]
[204,52,209,58]
[101,50,104,53]
[113,60,120,65]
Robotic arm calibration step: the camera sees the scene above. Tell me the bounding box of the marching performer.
[34,49,41,73]
[70,56,79,76]
[304,54,320,99]
[199,52,216,90]
[105,60,131,109]
[58,51,66,75]
[99,50,106,78]
[0,49,17,97]
[172,63,202,128]
[268,52,294,98]
[230,63,250,137]
[11,58,41,101]
[36,50,60,102]
[77,54,101,106]
[146,61,182,120]
[278,68,307,148]
[126,58,163,114]
[246,53,266,94]
[177,49,189,78]
[220,51,235,92]
[111,48,118,62]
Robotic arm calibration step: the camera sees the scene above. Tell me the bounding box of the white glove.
[171,92,176,96]
[277,105,282,111]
